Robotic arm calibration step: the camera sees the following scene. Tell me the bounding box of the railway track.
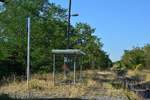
[117,76,150,99]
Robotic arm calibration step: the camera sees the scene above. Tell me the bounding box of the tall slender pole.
[64,0,72,81]
[27,17,30,89]
[67,0,72,49]
[74,56,76,84]
[53,54,55,85]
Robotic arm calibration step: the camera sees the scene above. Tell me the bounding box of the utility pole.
[67,0,72,49]
[64,0,79,80]
[64,0,72,80]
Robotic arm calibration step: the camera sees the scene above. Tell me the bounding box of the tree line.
[113,44,150,73]
[0,0,112,78]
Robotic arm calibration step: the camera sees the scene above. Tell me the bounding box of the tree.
[121,47,145,69]
[143,44,150,69]
[0,0,68,75]
[72,23,112,69]
[112,61,127,76]
[0,0,112,78]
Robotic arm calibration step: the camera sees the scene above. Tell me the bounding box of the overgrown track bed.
[0,70,137,100]
[111,70,150,100]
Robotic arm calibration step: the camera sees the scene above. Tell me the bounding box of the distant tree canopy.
[0,0,112,78]
[118,44,150,70]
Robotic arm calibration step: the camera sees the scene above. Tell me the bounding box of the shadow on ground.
[0,94,86,100]
[0,94,14,100]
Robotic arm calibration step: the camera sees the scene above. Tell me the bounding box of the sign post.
[27,17,30,92]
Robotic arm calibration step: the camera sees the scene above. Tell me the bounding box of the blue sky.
[49,0,150,62]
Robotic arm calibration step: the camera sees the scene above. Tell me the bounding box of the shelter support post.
[79,56,83,81]
[53,54,55,85]
[64,56,67,80]
[74,56,76,84]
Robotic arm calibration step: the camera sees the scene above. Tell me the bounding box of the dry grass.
[0,70,138,99]
[0,79,86,98]
[142,69,150,82]
[127,69,150,82]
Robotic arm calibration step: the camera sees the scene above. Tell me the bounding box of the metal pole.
[67,0,72,49]
[65,0,72,83]
[74,56,76,84]
[27,17,30,89]
[64,57,67,80]
[80,56,83,81]
[53,54,55,85]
